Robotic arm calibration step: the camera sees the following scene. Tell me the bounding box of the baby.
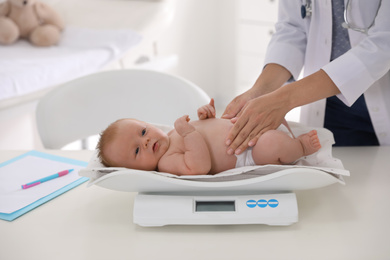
[97,99,321,176]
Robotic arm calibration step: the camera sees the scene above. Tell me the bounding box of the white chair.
[36,69,210,149]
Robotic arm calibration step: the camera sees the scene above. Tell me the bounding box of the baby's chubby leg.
[252,130,321,165]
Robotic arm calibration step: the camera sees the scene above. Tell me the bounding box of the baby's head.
[97,118,170,171]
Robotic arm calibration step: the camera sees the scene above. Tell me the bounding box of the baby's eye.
[142,128,146,136]
[135,147,140,155]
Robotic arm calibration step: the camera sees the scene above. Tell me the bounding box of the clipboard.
[0,151,88,221]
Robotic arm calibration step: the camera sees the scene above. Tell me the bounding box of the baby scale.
[80,163,348,227]
[134,192,298,226]
[79,125,349,227]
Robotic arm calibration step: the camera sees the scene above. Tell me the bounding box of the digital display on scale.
[195,201,236,212]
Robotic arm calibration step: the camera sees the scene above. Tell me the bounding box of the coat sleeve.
[263,0,307,80]
[322,0,390,106]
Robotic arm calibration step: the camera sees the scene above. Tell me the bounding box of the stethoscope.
[301,0,382,34]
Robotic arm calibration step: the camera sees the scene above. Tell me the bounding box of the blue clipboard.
[0,151,88,221]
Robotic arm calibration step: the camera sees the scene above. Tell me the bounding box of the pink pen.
[21,169,74,189]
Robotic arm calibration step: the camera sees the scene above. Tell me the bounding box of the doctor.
[222,0,390,155]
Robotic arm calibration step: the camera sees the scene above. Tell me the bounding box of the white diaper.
[235,147,256,168]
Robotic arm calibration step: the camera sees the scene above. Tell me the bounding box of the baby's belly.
[192,119,237,174]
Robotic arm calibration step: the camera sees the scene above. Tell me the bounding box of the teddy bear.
[0,0,64,46]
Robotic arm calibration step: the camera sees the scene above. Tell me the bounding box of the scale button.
[257,199,268,208]
[268,199,279,208]
[246,200,257,208]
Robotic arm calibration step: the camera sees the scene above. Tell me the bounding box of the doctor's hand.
[224,92,289,155]
[221,88,259,121]
[198,98,216,120]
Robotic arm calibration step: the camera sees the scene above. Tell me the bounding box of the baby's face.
[105,119,170,170]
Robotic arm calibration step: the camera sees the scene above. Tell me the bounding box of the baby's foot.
[297,130,321,156]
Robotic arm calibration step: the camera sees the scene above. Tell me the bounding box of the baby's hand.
[174,115,196,137]
[197,98,216,120]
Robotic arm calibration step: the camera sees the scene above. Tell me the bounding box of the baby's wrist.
[180,127,196,137]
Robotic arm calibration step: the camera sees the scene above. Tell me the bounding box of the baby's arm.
[198,98,216,120]
[158,115,211,175]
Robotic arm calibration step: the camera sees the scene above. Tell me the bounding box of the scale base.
[133,192,298,227]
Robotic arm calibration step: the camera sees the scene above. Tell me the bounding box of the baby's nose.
[143,138,150,148]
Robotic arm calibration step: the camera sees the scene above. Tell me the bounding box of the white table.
[1,147,389,260]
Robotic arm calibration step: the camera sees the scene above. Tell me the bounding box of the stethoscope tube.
[342,0,381,34]
[300,0,381,34]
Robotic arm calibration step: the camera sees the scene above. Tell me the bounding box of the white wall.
[156,0,238,113]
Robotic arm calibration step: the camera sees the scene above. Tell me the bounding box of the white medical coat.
[264,0,390,145]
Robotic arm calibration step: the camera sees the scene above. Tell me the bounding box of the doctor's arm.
[158,115,211,175]
[322,1,390,106]
[222,0,310,154]
[224,69,340,155]
[222,64,292,120]
[222,0,307,121]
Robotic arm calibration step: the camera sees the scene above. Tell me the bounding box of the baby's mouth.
[153,142,158,152]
